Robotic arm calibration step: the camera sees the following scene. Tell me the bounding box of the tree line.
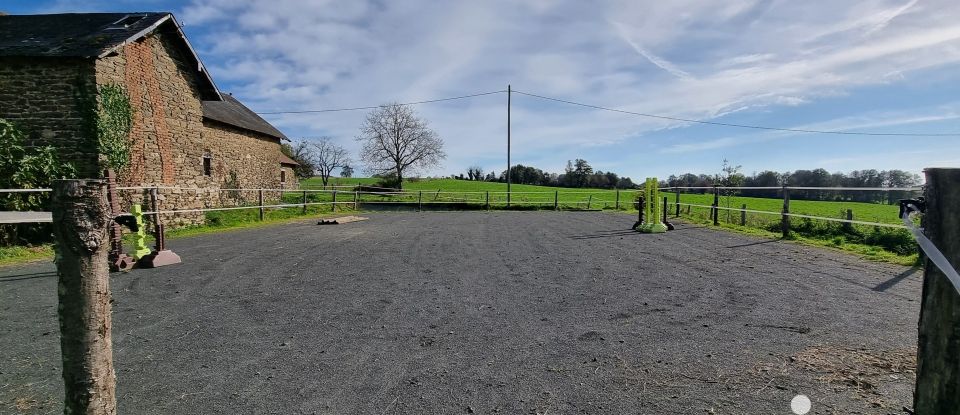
[666,165,921,204]
[452,158,637,189]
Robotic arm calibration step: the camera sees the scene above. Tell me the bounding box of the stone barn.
[0,12,298,226]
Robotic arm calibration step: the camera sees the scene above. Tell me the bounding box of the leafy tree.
[340,165,354,178]
[281,140,317,180]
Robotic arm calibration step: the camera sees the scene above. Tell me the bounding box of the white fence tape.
[902,205,960,295]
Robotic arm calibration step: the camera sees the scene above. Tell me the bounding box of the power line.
[512,90,960,137]
[256,90,506,115]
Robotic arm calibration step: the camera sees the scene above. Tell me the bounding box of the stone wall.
[95,33,289,227]
[0,57,100,177]
[201,119,287,192]
[1,31,291,229]
[280,166,298,189]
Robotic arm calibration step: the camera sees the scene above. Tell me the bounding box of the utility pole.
[506,84,511,207]
[913,168,960,414]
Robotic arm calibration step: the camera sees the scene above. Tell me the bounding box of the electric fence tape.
[902,204,960,295]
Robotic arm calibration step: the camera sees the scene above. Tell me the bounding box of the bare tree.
[356,104,445,189]
[467,165,483,181]
[310,137,350,187]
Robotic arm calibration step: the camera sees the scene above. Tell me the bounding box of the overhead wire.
[511,90,960,137]
[255,90,507,114]
[253,87,959,137]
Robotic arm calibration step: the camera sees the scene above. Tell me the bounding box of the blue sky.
[6,0,960,180]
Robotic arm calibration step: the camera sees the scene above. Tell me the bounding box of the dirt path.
[0,212,921,414]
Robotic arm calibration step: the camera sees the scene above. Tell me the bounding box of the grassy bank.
[674,214,918,266]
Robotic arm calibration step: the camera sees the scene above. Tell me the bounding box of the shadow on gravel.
[872,266,921,292]
[568,229,639,240]
[0,271,57,283]
[726,239,780,249]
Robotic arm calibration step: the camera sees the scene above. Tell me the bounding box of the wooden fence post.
[485,191,490,210]
[302,190,307,214]
[258,189,264,221]
[913,168,960,413]
[332,190,337,212]
[418,191,423,211]
[662,196,668,223]
[615,190,620,210]
[740,204,747,226]
[843,209,853,232]
[675,190,680,217]
[554,191,559,210]
[712,186,719,226]
[353,191,359,210]
[781,185,791,237]
[51,180,117,415]
[587,194,593,209]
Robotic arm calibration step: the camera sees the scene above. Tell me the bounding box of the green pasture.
[298,177,903,224]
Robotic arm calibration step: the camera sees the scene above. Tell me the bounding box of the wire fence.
[0,185,919,231]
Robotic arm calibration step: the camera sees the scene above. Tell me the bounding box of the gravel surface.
[1,211,921,414]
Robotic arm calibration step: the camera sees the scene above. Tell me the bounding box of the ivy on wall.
[78,82,134,173]
[95,84,134,172]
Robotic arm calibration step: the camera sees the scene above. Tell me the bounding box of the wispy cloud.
[166,0,960,176]
[610,20,693,80]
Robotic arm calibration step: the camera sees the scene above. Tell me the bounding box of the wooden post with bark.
[258,189,264,221]
[51,179,117,415]
[781,185,791,238]
[740,204,747,226]
[913,168,960,414]
[675,190,680,217]
[712,186,720,226]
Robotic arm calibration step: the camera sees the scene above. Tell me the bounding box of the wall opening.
[202,151,212,177]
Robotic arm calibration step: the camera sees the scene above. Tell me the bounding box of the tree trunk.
[51,179,117,415]
[396,166,404,190]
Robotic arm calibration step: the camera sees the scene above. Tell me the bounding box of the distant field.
[298,177,902,225]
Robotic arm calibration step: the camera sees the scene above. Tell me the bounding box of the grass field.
[303,177,904,224]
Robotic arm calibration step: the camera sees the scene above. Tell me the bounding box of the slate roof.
[279,153,299,166]
[1,12,292,142]
[203,94,289,141]
[0,12,168,57]
[0,12,220,99]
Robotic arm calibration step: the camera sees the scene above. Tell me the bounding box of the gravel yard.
[1,211,921,414]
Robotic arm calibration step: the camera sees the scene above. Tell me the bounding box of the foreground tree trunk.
[51,179,117,415]
[913,168,960,415]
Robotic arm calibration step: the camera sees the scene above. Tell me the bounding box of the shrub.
[0,119,76,245]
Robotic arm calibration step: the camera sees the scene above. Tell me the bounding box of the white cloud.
[177,0,960,176]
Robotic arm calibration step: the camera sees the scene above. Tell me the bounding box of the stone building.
[0,12,298,225]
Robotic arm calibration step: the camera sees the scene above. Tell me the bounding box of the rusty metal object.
[105,169,135,272]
